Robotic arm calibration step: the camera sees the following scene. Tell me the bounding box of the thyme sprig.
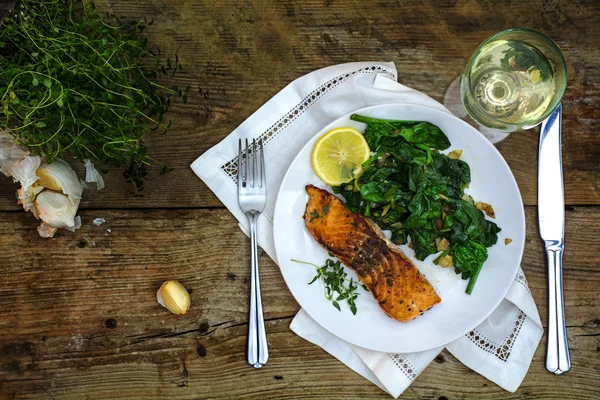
[292,256,367,315]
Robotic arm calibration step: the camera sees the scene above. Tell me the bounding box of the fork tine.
[256,139,262,188]
[237,139,243,189]
[252,139,258,188]
[245,138,249,188]
[260,139,266,189]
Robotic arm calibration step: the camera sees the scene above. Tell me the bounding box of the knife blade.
[538,103,570,374]
[539,104,564,242]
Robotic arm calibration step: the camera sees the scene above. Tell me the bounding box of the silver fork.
[237,138,268,368]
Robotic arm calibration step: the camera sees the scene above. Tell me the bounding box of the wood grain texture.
[0,0,598,210]
[1,0,599,399]
[0,207,598,399]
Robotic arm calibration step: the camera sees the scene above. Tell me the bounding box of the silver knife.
[538,103,570,374]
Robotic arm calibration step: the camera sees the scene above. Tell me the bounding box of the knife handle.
[545,241,570,374]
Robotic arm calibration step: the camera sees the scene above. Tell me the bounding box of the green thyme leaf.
[309,210,319,222]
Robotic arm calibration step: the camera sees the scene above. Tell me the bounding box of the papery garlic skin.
[36,159,84,203]
[84,159,105,190]
[92,217,105,226]
[37,223,58,238]
[65,216,82,232]
[157,280,191,315]
[0,130,28,176]
[34,190,80,229]
[0,131,41,188]
[10,155,41,188]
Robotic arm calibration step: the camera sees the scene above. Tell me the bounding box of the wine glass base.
[443,77,511,145]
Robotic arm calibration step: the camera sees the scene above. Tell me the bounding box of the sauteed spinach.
[333,114,501,294]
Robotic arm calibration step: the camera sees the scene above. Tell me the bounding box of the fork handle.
[247,212,268,368]
[545,242,570,374]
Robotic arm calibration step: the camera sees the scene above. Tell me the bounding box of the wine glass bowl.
[459,28,567,134]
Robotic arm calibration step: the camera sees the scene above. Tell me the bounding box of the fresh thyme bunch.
[0,0,189,194]
[292,257,368,315]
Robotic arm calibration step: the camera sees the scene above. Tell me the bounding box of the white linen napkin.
[191,62,543,398]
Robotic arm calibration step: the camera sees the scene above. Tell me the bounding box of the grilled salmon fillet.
[304,185,441,322]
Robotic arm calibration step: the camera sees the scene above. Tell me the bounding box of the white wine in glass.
[450,29,567,142]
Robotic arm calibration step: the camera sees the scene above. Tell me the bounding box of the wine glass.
[443,28,567,143]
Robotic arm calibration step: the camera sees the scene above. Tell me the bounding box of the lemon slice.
[312,127,370,186]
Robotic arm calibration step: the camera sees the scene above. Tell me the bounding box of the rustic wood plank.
[1,320,598,400]
[0,0,598,210]
[0,206,598,398]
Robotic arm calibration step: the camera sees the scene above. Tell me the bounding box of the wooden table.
[1,1,599,399]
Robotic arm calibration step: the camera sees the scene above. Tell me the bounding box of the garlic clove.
[17,184,45,218]
[36,167,62,191]
[36,159,84,204]
[10,155,41,189]
[475,201,496,219]
[157,280,191,315]
[448,149,463,160]
[438,254,454,268]
[34,190,79,229]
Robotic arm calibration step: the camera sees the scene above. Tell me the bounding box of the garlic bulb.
[157,280,191,315]
[34,190,80,229]
[36,159,84,203]
[1,130,86,237]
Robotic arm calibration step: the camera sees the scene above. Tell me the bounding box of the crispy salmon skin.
[303,184,441,322]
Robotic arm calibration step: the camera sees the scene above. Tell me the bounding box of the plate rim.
[273,102,526,353]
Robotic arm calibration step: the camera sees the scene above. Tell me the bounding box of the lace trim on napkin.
[220,64,397,183]
[466,310,526,362]
[386,308,526,383]
[387,354,418,380]
[515,268,532,295]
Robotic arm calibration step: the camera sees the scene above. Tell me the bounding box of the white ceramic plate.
[273,103,525,353]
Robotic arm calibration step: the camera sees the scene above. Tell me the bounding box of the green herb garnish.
[0,0,190,194]
[292,258,367,315]
[309,209,319,222]
[309,205,329,222]
[334,114,501,294]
